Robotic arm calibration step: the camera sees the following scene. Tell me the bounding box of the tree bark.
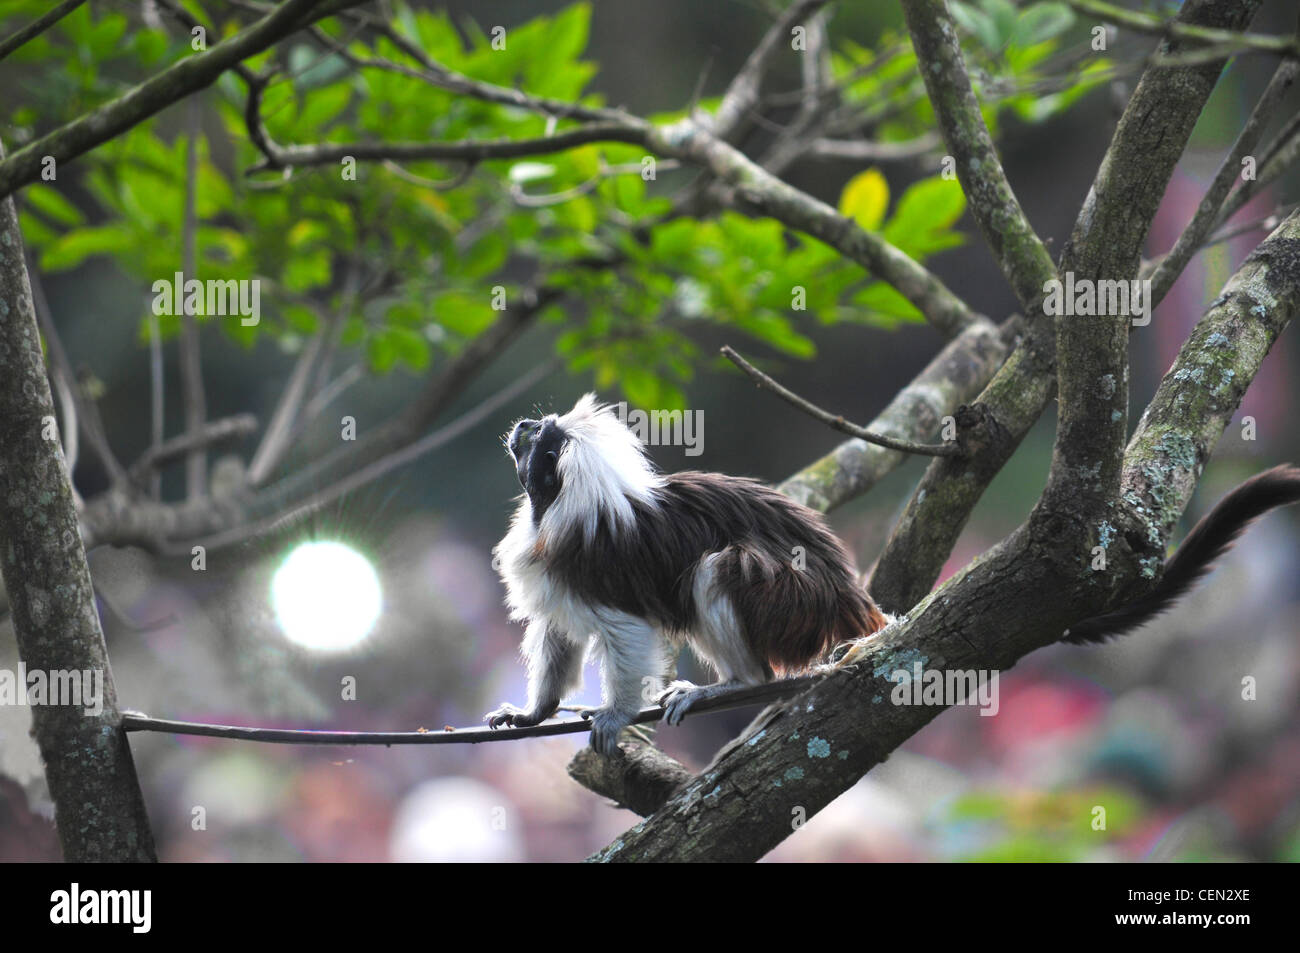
[0,143,156,862]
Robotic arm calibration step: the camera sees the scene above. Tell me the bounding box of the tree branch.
[901,0,1058,317]
[712,0,829,138]
[0,0,343,200]
[721,345,963,457]
[590,210,1300,860]
[1150,50,1300,307]
[180,100,208,499]
[872,0,1266,610]
[0,0,86,63]
[125,414,258,487]
[1041,0,1265,547]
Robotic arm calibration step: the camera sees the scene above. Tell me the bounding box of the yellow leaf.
[838,168,890,231]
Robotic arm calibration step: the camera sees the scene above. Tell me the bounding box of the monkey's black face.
[508,416,566,521]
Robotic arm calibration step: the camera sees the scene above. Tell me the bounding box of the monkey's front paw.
[657,680,701,727]
[485,702,543,729]
[587,709,632,757]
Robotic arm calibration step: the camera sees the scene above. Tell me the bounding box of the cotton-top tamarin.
[487,394,1300,756]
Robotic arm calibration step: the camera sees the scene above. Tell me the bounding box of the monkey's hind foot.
[588,708,636,757]
[485,702,547,729]
[657,680,740,727]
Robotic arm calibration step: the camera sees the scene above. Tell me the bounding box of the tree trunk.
[0,143,156,862]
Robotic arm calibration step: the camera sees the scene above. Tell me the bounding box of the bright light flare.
[271,541,381,652]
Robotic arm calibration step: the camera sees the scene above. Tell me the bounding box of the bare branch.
[121,672,827,744]
[1069,0,1297,58]
[712,0,830,139]
[864,0,1263,617]
[1150,52,1300,306]
[1040,0,1265,540]
[806,133,940,162]
[721,346,962,457]
[247,271,359,486]
[0,0,86,63]
[126,415,259,486]
[779,316,1014,512]
[180,100,208,499]
[902,0,1057,318]
[28,262,130,487]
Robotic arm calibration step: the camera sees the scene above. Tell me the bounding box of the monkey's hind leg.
[589,614,667,756]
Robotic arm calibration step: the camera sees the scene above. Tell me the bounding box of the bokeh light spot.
[271,541,381,652]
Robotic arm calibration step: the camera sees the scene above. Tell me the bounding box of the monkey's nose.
[508,419,540,458]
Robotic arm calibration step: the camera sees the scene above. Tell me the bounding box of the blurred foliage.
[9,0,1104,409]
[946,785,1142,861]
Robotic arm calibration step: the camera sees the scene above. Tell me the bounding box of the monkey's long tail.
[1064,464,1300,645]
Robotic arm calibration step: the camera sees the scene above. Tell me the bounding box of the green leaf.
[852,281,924,326]
[733,310,816,358]
[23,184,83,226]
[433,293,496,337]
[388,326,431,370]
[883,175,967,259]
[39,225,130,271]
[950,2,1001,52]
[838,168,890,231]
[1014,3,1075,47]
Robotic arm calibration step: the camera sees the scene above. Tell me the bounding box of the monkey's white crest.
[544,393,663,541]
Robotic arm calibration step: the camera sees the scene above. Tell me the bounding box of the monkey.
[486,394,1300,756]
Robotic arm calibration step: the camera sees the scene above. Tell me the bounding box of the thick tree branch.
[872,0,1264,610]
[901,0,1058,318]
[591,211,1300,861]
[1041,0,1264,545]
[779,316,1013,513]
[1119,210,1300,563]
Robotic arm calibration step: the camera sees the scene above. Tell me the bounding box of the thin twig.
[126,414,258,486]
[0,0,86,63]
[168,357,560,554]
[121,672,827,745]
[28,261,130,486]
[1150,50,1300,307]
[180,98,208,499]
[721,346,962,457]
